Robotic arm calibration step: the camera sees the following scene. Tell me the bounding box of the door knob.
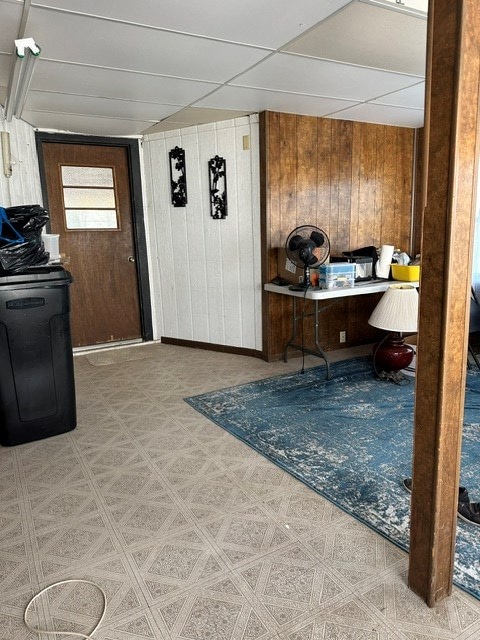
[128,256,135,263]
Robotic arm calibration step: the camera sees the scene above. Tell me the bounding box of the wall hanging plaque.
[169,146,187,207]
[208,155,227,219]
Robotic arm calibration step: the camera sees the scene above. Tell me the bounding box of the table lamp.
[368,284,419,381]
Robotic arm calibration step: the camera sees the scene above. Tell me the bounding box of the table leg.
[283,296,332,379]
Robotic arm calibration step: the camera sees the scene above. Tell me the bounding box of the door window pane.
[63,187,115,209]
[61,166,114,187]
[65,210,118,229]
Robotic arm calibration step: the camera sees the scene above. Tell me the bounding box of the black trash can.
[0,265,76,446]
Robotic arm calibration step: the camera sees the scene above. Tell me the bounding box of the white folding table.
[264,280,419,379]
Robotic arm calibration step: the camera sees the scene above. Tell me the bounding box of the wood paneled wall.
[260,111,416,360]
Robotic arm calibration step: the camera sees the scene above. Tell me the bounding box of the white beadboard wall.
[0,117,43,207]
[143,115,262,351]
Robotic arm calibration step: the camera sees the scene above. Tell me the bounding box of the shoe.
[457,501,480,526]
[402,478,469,500]
[403,478,480,526]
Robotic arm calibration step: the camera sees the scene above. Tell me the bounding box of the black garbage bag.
[0,205,50,274]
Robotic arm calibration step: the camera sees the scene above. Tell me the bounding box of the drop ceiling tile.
[143,108,252,134]
[22,110,148,136]
[0,1,23,52]
[232,53,423,102]
[328,102,424,127]
[161,107,252,125]
[31,60,219,105]
[373,82,425,109]
[25,91,179,121]
[25,7,270,82]
[196,85,359,118]
[29,0,352,48]
[285,1,427,76]
[0,52,12,89]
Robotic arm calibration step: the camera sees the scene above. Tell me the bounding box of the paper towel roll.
[376,244,394,278]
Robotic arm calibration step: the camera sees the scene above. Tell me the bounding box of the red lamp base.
[374,335,414,374]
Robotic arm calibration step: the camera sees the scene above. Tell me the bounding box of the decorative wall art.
[169,146,187,207]
[208,155,227,219]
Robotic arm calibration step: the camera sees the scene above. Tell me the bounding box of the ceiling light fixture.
[4,38,41,123]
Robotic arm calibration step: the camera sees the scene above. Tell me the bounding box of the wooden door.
[41,142,142,347]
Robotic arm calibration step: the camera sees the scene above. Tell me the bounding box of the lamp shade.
[368,284,419,333]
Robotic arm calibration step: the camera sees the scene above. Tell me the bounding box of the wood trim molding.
[161,336,264,360]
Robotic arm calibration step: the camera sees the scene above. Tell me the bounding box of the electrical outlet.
[339,331,346,343]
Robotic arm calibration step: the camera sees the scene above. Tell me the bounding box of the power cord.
[24,579,107,639]
[300,285,309,373]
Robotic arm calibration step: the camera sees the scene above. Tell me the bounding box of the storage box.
[277,247,319,285]
[391,264,420,282]
[319,263,355,290]
[277,247,303,284]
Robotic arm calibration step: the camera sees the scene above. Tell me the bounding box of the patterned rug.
[185,356,480,601]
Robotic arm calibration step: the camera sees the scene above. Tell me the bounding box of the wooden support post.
[409,0,480,606]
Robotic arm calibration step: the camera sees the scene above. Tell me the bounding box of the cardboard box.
[277,247,308,285]
[277,248,324,286]
[319,263,355,290]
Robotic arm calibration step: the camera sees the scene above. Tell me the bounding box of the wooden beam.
[409,0,480,606]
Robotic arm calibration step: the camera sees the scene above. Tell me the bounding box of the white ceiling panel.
[25,7,270,82]
[29,0,352,49]
[144,110,251,135]
[30,60,219,105]
[373,82,425,109]
[196,85,360,118]
[0,0,427,135]
[25,91,180,122]
[0,1,23,51]
[0,52,12,91]
[231,53,423,102]
[328,102,424,127]
[22,110,148,135]
[285,1,427,76]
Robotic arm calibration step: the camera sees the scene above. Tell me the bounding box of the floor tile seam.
[235,582,386,638]
[85,601,165,639]
[68,437,152,557]
[140,564,288,637]
[460,623,480,640]
[41,579,153,630]
[167,496,290,537]
[12,447,43,596]
[353,581,468,638]
[91,450,223,517]
[195,535,329,577]
[126,559,245,612]
[71,402,197,513]
[110,517,228,566]
[34,549,145,607]
[243,501,361,545]
[271,605,407,640]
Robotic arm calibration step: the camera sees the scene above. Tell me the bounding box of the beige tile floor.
[2,342,480,640]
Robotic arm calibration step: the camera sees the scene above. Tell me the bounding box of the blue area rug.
[185,356,480,600]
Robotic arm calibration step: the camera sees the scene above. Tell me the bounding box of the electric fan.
[285,225,330,290]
